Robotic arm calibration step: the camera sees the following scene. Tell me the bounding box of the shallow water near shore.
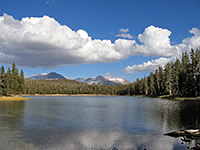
[0,96,200,150]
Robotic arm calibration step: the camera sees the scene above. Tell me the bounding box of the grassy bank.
[173,97,200,101]
[159,95,200,101]
[0,96,30,101]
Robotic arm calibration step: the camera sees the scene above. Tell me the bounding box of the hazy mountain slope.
[28,72,65,80]
[75,76,120,85]
[76,75,130,85]
[28,72,130,85]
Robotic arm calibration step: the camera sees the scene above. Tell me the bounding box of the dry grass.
[0,96,30,101]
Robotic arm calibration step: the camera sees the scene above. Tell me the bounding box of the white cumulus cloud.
[135,25,180,57]
[115,33,133,39]
[0,14,199,69]
[0,14,137,67]
[116,28,133,39]
[119,28,129,33]
[182,27,200,49]
[124,57,171,73]
[123,26,200,74]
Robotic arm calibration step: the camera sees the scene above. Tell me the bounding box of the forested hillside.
[25,79,124,95]
[0,62,25,96]
[25,49,200,97]
[122,49,200,97]
[1,49,199,98]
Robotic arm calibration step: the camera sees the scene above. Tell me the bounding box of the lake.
[0,96,200,150]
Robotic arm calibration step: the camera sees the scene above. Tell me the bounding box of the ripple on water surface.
[0,96,199,150]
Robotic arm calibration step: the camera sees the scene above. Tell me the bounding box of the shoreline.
[6,94,199,101]
[22,94,116,97]
[0,96,30,101]
[158,95,200,101]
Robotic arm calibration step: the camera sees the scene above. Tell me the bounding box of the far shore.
[0,96,30,101]
[158,95,200,101]
[13,94,200,101]
[22,94,115,96]
[171,97,200,101]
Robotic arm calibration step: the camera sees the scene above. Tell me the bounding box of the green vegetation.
[25,79,124,95]
[0,62,26,97]
[1,49,199,100]
[24,49,200,99]
[121,48,200,98]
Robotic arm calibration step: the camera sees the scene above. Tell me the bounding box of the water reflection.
[77,130,175,150]
[0,96,200,150]
[0,101,37,150]
[18,129,182,150]
[179,101,200,129]
[148,99,200,131]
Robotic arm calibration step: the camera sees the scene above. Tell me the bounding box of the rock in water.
[165,129,200,149]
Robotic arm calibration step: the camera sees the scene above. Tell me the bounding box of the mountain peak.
[75,75,126,85]
[96,75,104,79]
[49,72,57,74]
[103,73,130,85]
[28,72,65,80]
[28,72,130,85]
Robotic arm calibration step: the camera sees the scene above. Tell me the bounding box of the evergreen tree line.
[121,49,200,97]
[0,62,25,96]
[25,79,124,95]
[7,49,199,97]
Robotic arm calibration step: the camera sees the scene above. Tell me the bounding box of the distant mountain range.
[75,76,130,85]
[27,72,130,85]
[75,76,118,85]
[27,72,65,80]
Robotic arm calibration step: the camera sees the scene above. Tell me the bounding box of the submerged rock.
[165,129,200,149]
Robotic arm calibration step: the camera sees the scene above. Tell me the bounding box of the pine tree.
[195,49,200,96]
[4,67,12,96]
[0,66,6,95]
[164,62,172,95]
[188,48,197,96]
[158,66,164,95]
[18,69,25,94]
[142,77,148,95]
[154,69,160,96]
[11,62,19,95]
[172,58,181,96]
[193,49,200,96]
[180,51,190,96]
[148,72,155,96]
[0,78,2,96]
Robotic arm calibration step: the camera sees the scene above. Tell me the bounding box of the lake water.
[0,96,200,150]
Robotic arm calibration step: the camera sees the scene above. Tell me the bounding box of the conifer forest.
[0,62,25,96]
[0,49,200,98]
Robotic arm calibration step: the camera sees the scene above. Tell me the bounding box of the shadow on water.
[149,99,200,130]
[0,101,26,129]
[179,101,200,129]
[164,101,200,150]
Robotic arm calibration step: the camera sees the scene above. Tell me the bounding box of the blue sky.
[0,0,200,81]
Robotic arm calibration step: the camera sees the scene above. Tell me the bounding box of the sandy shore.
[0,96,30,101]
